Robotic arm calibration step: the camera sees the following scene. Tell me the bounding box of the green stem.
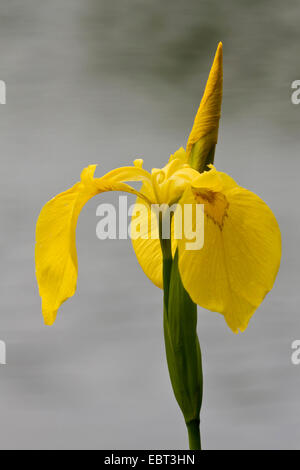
[187,419,201,450]
[161,242,203,451]
[160,237,172,312]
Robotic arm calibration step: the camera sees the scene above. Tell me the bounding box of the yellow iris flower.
[35,43,281,334]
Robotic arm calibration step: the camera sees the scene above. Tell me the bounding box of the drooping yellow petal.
[131,196,163,289]
[131,195,179,289]
[177,169,281,333]
[35,165,152,325]
[187,43,223,172]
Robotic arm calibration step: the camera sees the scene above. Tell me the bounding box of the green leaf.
[162,248,203,449]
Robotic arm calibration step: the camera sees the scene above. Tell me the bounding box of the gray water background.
[0,0,300,449]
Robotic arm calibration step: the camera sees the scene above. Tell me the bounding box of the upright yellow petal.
[35,165,152,325]
[177,169,281,333]
[187,43,223,172]
[168,147,188,164]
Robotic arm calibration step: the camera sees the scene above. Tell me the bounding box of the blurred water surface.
[0,0,300,449]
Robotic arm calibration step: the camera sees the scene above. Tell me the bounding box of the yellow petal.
[130,156,199,287]
[131,196,163,289]
[177,170,281,333]
[36,182,91,325]
[150,155,200,206]
[35,165,152,325]
[187,43,223,171]
[131,193,178,289]
[168,147,188,164]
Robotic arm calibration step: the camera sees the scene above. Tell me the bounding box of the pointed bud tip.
[186,42,223,167]
[214,42,223,68]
